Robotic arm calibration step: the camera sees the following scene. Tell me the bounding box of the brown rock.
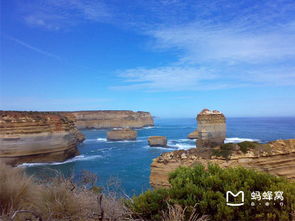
[0,111,84,166]
[187,130,198,139]
[150,139,295,188]
[107,128,137,141]
[148,136,167,147]
[197,109,226,147]
[62,110,154,129]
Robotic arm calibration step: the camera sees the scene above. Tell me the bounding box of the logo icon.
[226,191,244,206]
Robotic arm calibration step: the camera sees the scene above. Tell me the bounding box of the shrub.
[129,164,295,221]
[212,143,236,160]
[238,141,258,153]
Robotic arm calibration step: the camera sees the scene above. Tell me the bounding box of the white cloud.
[20,0,111,30]
[150,22,295,64]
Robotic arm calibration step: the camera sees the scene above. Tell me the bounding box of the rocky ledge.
[150,139,295,188]
[63,110,154,129]
[0,111,85,166]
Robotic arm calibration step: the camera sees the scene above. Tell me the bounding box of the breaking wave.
[18,154,103,167]
[225,137,260,143]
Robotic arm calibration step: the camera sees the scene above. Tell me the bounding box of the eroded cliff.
[0,111,84,166]
[150,139,295,188]
[63,110,154,129]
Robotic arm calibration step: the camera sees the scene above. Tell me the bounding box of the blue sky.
[1,0,295,117]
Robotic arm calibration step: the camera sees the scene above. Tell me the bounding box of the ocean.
[23,117,295,196]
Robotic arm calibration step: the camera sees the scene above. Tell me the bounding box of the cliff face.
[150,139,295,188]
[197,109,226,147]
[64,110,154,129]
[0,111,84,166]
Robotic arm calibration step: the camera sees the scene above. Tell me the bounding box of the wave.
[168,142,195,150]
[97,138,107,142]
[225,137,260,143]
[143,145,176,151]
[18,154,103,167]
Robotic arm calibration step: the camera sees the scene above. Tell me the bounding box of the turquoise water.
[24,117,295,196]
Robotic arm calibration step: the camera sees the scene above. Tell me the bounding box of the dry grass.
[161,204,209,221]
[0,163,129,221]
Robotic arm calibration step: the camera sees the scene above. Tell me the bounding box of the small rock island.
[148,136,167,147]
[107,128,137,141]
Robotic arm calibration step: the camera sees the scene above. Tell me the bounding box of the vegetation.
[212,143,236,159]
[237,141,259,153]
[0,163,129,221]
[212,141,261,159]
[129,164,295,221]
[1,162,295,220]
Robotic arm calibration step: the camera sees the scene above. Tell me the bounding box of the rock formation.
[197,109,226,147]
[0,111,84,166]
[107,128,137,141]
[187,130,198,139]
[150,139,295,188]
[148,136,167,147]
[63,110,154,129]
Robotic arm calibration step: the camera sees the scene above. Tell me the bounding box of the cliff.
[0,111,84,166]
[150,139,295,188]
[197,109,226,147]
[63,110,154,129]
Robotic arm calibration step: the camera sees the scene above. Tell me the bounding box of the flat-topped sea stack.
[0,111,85,166]
[150,139,295,188]
[148,136,167,147]
[197,109,226,147]
[107,128,137,141]
[64,110,154,129]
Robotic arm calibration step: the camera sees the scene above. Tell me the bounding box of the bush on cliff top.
[128,164,295,221]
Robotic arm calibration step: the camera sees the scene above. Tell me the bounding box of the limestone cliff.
[197,109,226,147]
[0,111,84,166]
[63,110,154,129]
[150,139,295,188]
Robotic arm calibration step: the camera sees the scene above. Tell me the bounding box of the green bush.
[212,143,236,160]
[238,141,258,153]
[128,164,295,221]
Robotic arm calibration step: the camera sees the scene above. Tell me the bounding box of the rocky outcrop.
[63,110,154,129]
[0,111,84,166]
[187,130,198,139]
[148,136,167,147]
[107,128,137,141]
[150,139,295,188]
[197,109,226,147]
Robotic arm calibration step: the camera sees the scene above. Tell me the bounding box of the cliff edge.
[150,139,295,188]
[63,110,154,129]
[0,111,84,166]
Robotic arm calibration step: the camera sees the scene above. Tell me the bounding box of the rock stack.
[148,136,167,147]
[197,109,226,148]
[107,128,137,141]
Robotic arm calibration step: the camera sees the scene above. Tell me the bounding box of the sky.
[1,0,295,117]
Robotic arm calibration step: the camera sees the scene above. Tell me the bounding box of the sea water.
[23,117,295,196]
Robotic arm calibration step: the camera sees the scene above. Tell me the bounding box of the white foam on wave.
[18,154,103,168]
[143,145,175,151]
[168,142,195,150]
[225,137,260,143]
[97,138,107,142]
